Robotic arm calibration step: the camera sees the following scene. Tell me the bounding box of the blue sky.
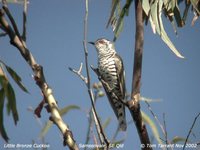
[0,0,200,150]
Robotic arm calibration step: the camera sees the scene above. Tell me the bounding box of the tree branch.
[84,90,98,148]
[127,0,152,149]
[83,0,109,147]
[69,0,109,148]
[145,101,167,143]
[0,7,78,150]
[183,112,200,150]
[68,63,88,83]
[69,63,109,147]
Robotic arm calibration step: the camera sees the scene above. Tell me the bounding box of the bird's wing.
[114,53,126,100]
[95,68,123,118]
[92,59,127,131]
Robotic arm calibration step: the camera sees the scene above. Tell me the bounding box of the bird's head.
[89,38,115,55]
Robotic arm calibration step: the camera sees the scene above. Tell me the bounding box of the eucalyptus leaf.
[113,6,125,41]
[5,82,19,125]
[59,105,80,116]
[0,0,25,4]
[190,0,200,15]
[171,136,187,144]
[0,88,9,142]
[39,121,53,138]
[174,2,184,27]
[158,10,184,58]
[140,96,161,102]
[150,0,184,58]
[142,111,162,145]
[113,0,133,41]
[142,0,150,15]
[102,117,111,130]
[39,105,80,138]
[5,65,28,93]
[0,75,8,89]
[106,0,120,28]
[182,1,190,23]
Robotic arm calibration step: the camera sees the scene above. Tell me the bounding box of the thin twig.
[183,112,200,150]
[70,0,109,148]
[69,64,109,146]
[69,63,88,83]
[145,101,166,140]
[163,113,169,149]
[84,91,98,149]
[2,0,22,40]
[83,0,109,148]
[0,6,78,150]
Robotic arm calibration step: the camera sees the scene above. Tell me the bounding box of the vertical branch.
[127,0,152,149]
[83,0,109,147]
[84,91,98,146]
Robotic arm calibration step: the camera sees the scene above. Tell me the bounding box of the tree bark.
[128,0,152,149]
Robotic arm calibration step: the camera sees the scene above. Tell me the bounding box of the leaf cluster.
[0,60,28,142]
[107,0,200,58]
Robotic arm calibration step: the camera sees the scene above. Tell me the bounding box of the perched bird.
[89,38,127,131]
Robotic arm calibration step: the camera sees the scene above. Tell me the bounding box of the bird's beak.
[88,41,95,45]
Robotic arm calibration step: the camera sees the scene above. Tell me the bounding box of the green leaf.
[167,16,178,35]
[140,96,161,102]
[174,2,184,27]
[59,105,80,116]
[0,75,7,89]
[0,0,25,4]
[171,136,187,144]
[142,0,150,15]
[0,63,19,125]
[141,111,162,145]
[106,0,120,28]
[5,82,19,125]
[190,0,200,15]
[102,117,111,130]
[0,65,8,87]
[158,16,184,58]
[113,0,133,41]
[182,1,191,23]
[39,121,53,138]
[39,105,80,138]
[0,88,9,142]
[150,0,184,58]
[5,65,28,93]
[142,0,156,32]
[113,16,124,41]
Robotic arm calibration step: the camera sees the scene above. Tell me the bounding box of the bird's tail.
[117,104,127,131]
[119,118,127,131]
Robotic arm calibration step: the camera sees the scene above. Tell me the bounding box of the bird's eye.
[98,40,106,44]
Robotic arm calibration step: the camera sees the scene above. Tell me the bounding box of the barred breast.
[98,57,118,89]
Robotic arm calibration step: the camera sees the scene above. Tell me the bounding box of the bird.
[89,38,127,131]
